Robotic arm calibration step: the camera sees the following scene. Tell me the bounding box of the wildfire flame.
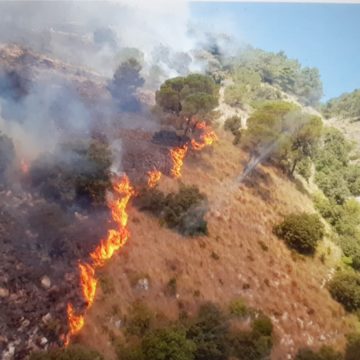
[170,121,217,178]
[65,175,134,343]
[147,169,162,188]
[66,304,84,338]
[170,145,188,178]
[64,122,217,343]
[191,121,218,151]
[78,263,97,307]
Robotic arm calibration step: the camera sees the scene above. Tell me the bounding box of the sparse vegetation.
[30,345,103,360]
[295,346,343,360]
[274,213,324,255]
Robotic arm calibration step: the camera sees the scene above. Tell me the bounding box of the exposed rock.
[41,313,52,325]
[41,276,51,289]
[136,278,149,291]
[0,287,9,297]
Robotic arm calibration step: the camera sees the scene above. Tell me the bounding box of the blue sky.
[190,2,360,101]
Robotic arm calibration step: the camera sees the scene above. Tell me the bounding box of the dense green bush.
[328,271,360,312]
[228,313,273,360]
[243,101,322,175]
[229,298,250,318]
[117,301,274,360]
[295,346,343,360]
[224,116,242,135]
[314,127,359,204]
[142,327,196,360]
[136,185,208,236]
[229,47,323,106]
[322,89,360,120]
[274,213,324,255]
[30,345,103,360]
[297,157,312,181]
[126,302,154,337]
[345,333,360,360]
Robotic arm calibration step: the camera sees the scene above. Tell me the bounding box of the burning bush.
[136,185,208,236]
[274,213,324,255]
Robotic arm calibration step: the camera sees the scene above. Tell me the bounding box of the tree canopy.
[155,74,218,117]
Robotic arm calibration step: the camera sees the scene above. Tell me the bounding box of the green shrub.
[297,157,312,181]
[30,345,103,360]
[328,271,360,312]
[134,188,165,214]
[126,302,154,336]
[224,116,242,135]
[136,185,208,236]
[187,303,229,360]
[295,346,343,360]
[274,213,324,255]
[142,327,196,360]
[228,313,273,360]
[345,333,360,360]
[229,298,250,318]
[165,277,177,297]
[338,236,360,270]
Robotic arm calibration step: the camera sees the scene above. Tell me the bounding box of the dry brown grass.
[78,131,355,360]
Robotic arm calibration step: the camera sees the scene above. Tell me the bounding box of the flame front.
[66,303,84,337]
[79,263,97,307]
[170,145,188,178]
[191,121,218,151]
[147,170,162,188]
[64,123,217,343]
[65,175,134,343]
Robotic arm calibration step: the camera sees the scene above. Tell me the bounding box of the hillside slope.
[78,132,353,360]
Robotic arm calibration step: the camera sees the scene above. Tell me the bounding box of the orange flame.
[65,175,134,343]
[79,263,97,307]
[170,145,188,178]
[147,170,162,188]
[66,303,84,336]
[191,121,218,151]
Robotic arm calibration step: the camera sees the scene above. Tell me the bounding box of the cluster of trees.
[242,101,323,176]
[322,89,360,121]
[30,300,274,360]
[108,58,145,112]
[116,301,273,360]
[30,139,112,208]
[225,47,323,107]
[274,213,324,255]
[312,127,360,273]
[135,184,208,236]
[314,127,360,204]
